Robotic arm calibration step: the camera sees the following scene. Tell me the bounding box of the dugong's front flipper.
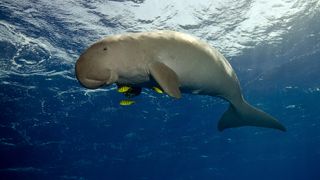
[148,62,181,98]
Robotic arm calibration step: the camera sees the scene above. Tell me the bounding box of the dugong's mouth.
[75,67,117,89]
[75,54,118,89]
[78,77,107,89]
[75,62,108,89]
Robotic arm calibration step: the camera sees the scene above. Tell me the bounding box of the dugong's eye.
[103,47,108,51]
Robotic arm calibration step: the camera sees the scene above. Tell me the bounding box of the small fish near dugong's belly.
[75,30,286,132]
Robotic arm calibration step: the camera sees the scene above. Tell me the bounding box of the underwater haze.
[1,0,320,179]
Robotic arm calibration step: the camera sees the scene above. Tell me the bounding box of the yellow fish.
[118,86,132,93]
[119,100,135,106]
[152,87,163,94]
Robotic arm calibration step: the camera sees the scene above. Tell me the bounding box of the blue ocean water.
[1,0,320,180]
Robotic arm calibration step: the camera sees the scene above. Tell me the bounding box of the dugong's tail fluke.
[218,100,286,132]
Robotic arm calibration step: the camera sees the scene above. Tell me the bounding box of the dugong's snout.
[75,55,116,89]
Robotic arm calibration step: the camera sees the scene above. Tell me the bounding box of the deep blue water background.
[1,0,320,180]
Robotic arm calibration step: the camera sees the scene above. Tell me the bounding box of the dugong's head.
[75,40,119,89]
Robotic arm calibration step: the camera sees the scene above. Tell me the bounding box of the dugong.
[75,31,286,132]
